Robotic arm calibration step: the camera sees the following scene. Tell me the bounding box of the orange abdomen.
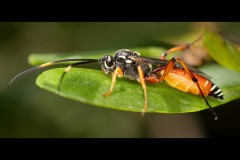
[161,68,212,96]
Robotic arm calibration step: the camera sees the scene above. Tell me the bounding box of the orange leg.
[137,66,148,115]
[103,67,123,97]
[157,56,218,120]
[161,35,203,60]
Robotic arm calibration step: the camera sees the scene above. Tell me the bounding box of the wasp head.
[101,55,116,74]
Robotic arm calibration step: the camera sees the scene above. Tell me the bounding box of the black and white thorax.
[100,49,153,81]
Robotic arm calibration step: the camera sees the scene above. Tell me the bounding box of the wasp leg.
[156,57,218,120]
[137,66,148,115]
[103,67,123,97]
[145,74,160,83]
[161,35,203,60]
[57,61,92,92]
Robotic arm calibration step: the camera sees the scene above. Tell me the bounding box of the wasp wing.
[136,56,212,79]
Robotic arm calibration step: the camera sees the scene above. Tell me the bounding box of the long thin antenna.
[8,58,100,88]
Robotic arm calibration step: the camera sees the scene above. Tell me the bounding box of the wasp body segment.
[151,67,223,99]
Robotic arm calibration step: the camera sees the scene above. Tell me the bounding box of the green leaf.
[203,30,240,72]
[35,64,240,114]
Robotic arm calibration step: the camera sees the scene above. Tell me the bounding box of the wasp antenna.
[8,64,47,89]
[8,58,99,88]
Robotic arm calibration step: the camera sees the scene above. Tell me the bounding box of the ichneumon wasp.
[8,36,223,120]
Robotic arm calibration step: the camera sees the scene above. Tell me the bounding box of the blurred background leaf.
[203,30,240,72]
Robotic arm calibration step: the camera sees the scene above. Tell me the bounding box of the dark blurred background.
[1,22,240,138]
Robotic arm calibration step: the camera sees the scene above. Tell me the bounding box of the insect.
[8,37,223,120]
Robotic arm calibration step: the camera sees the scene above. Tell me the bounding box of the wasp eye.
[106,55,113,67]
